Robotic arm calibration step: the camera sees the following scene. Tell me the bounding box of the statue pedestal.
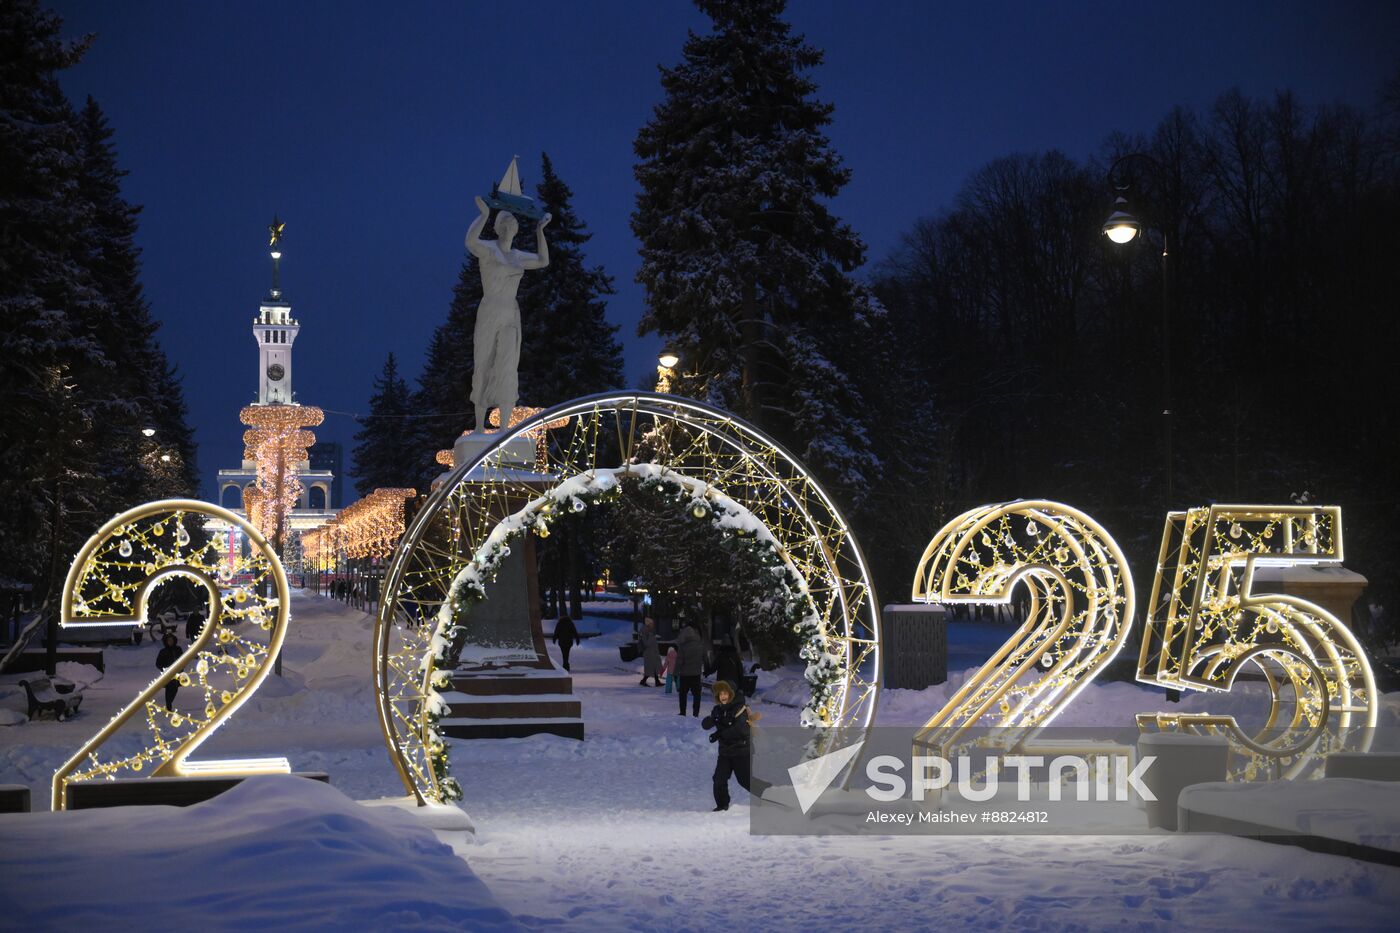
[453,431,536,471]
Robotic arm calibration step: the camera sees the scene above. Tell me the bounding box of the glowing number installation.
[1136,505,1377,779]
[376,392,883,804]
[53,500,291,809]
[911,501,1135,754]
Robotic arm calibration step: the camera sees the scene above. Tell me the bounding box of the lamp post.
[656,347,680,394]
[1102,152,1175,508]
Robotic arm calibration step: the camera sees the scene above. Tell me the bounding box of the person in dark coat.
[156,632,182,711]
[185,605,206,644]
[702,680,760,811]
[638,617,663,686]
[552,613,579,671]
[674,620,705,716]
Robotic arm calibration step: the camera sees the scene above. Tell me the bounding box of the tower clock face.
[267,363,285,382]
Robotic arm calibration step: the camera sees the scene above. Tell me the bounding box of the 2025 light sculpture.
[52,499,291,810]
[1135,504,1377,779]
[910,500,1135,757]
[374,392,883,804]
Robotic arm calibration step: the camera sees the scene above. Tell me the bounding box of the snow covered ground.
[3,589,1399,931]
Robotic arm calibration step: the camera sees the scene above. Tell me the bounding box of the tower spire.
[268,215,286,301]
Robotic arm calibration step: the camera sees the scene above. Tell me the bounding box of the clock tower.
[256,216,298,405]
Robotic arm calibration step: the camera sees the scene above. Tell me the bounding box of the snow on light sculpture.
[376,392,883,805]
[911,501,1135,756]
[1135,504,1377,779]
[52,500,291,810]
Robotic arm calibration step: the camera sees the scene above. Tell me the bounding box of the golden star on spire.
[268,216,286,247]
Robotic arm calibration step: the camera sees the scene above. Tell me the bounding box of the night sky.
[51,1,1400,500]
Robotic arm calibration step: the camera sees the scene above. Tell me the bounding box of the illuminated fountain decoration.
[377,392,883,805]
[1135,505,1377,779]
[52,500,291,810]
[911,501,1135,755]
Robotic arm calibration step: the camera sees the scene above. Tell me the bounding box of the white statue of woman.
[465,195,551,432]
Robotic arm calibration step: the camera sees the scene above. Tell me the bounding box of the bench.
[18,676,84,721]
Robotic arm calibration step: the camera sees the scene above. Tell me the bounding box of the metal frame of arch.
[373,392,883,805]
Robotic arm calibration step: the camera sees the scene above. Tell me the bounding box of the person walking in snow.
[552,613,579,671]
[156,632,182,711]
[660,645,678,694]
[638,617,663,686]
[702,680,760,811]
[674,619,705,716]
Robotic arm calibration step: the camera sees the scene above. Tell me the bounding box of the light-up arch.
[375,392,882,805]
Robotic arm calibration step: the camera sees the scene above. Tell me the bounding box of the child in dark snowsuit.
[701,680,760,811]
[156,632,182,711]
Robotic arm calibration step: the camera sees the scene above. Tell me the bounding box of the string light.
[375,392,882,805]
[911,501,1135,758]
[1135,504,1377,780]
[52,499,291,809]
[238,404,324,545]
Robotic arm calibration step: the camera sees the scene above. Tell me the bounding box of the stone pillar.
[879,603,948,689]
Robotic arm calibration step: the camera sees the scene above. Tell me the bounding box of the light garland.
[52,499,291,809]
[375,392,882,805]
[238,404,323,544]
[436,406,572,471]
[1135,505,1377,779]
[307,488,416,565]
[911,501,1135,756]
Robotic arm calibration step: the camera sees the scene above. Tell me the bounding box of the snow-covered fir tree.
[632,0,880,502]
[517,153,623,406]
[0,1,198,597]
[352,353,416,495]
[410,262,477,485]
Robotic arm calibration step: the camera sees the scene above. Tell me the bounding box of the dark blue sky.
[52,1,1400,500]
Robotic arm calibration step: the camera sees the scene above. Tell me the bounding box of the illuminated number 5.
[911,500,1135,753]
[1136,505,1377,779]
[52,500,291,809]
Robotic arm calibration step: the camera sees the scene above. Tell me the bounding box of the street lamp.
[141,426,157,437]
[656,347,679,394]
[1102,152,1175,507]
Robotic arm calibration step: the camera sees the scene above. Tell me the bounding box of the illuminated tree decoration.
[911,501,1135,755]
[376,392,882,805]
[239,404,324,544]
[1135,505,1377,780]
[303,488,416,566]
[53,500,291,810]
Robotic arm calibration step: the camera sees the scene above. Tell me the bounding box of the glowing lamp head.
[658,348,680,370]
[141,426,157,437]
[270,250,282,260]
[1102,196,1140,245]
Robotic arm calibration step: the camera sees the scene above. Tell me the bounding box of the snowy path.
[2,590,1398,931]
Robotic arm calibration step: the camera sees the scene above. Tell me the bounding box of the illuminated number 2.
[52,500,291,809]
[1136,505,1377,779]
[911,500,1135,753]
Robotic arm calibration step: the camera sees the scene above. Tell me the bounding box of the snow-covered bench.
[19,676,84,721]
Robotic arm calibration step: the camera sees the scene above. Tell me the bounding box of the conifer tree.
[410,262,477,485]
[517,153,623,405]
[0,1,102,592]
[632,0,880,502]
[352,353,415,495]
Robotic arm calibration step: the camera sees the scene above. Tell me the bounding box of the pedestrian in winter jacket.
[156,632,182,711]
[702,680,761,810]
[638,618,663,687]
[552,614,579,671]
[674,621,705,716]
